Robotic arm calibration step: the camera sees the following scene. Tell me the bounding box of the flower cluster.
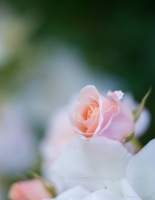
[9,85,153,200]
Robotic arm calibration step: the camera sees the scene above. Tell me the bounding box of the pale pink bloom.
[9,179,52,200]
[69,85,134,142]
[40,106,76,192]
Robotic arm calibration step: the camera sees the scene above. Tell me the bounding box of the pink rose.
[69,85,134,142]
[9,179,52,200]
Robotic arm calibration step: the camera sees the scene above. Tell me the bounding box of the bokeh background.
[0,0,155,199]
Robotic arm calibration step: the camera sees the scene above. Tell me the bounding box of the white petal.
[124,142,136,155]
[114,91,124,100]
[46,187,122,200]
[122,92,151,138]
[83,189,122,200]
[50,137,132,193]
[53,186,90,200]
[126,139,155,200]
[134,108,151,138]
[120,178,142,200]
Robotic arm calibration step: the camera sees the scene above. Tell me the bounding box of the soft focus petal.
[134,108,151,138]
[50,137,132,193]
[83,189,122,200]
[114,91,124,100]
[40,107,76,175]
[123,92,151,138]
[9,179,51,200]
[78,85,99,102]
[121,178,142,200]
[52,186,90,200]
[100,95,117,113]
[126,139,155,200]
[99,103,134,142]
[45,187,122,200]
[107,91,119,102]
[107,90,124,102]
[96,105,118,135]
[124,142,136,155]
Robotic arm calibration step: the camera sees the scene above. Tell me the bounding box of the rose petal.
[100,95,118,113]
[107,91,119,102]
[83,189,122,200]
[48,187,122,200]
[96,105,118,135]
[114,91,124,100]
[78,85,99,102]
[126,139,155,200]
[52,186,90,200]
[86,111,100,134]
[99,103,134,142]
[120,178,142,200]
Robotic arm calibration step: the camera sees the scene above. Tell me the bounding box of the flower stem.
[131,137,142,152]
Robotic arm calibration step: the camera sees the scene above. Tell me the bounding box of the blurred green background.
[3,0,155,142]
[0,0,155,199]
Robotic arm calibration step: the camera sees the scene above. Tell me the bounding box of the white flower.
[49,137,155,200]
[40,105,76,179]
[44,186,122,200]
[44,181,141,200]
[49,137,131,193]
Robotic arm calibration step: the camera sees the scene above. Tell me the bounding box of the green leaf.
[30,172,56,197]
[133,87,152,122]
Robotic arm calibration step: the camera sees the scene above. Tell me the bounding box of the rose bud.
[69,85,134,142]
[9,179,52,200]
